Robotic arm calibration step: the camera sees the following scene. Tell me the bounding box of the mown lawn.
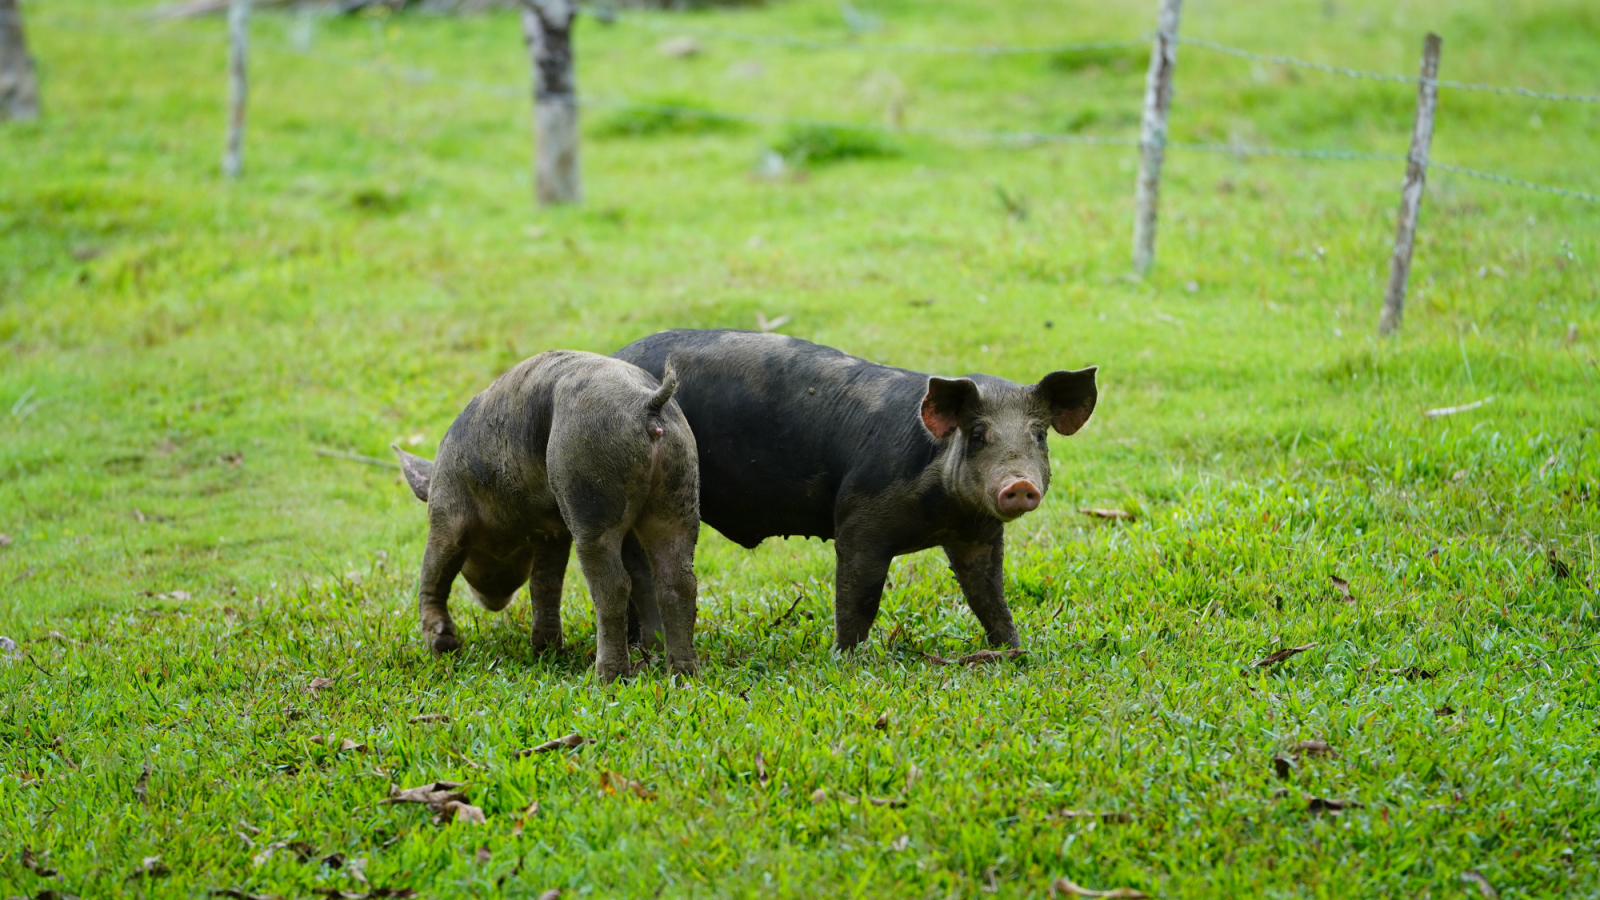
[1,0,1598,896]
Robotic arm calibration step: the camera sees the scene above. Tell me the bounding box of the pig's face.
[921,368,1098,522]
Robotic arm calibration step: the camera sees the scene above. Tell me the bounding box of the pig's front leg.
[527,535,571,652]
[418,530,467,654]
[832,537,895,651]
[944,538,1020,648]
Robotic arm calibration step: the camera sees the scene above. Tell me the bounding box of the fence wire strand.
[1176,35,1600,104]
[580,5,1145,55]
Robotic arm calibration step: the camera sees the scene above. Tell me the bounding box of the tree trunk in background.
[521,0,580,206]
[0,0,40,121]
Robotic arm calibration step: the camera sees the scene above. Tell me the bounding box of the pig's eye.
[1033,428,1048,445]
[968,424,989,446]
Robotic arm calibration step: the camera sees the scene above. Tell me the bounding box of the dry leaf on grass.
[1272,755,1294,779]
[1051,810,1134,824]
[127,855,171,880]
[474,846,491,864]
[252,841,288,867]
[1330,575,1355,603]
[922,652,954,666]
[867,796,907,808]
[874,711,890,731]
[310,735,368,753]
[516,733,590,756]
[890,834,910,852]
[958,649,1025,665]
[384,781,469,806]
[1375,665,1440,680]
[598,770,654,801]
[310,890,418,900]
[512,800,540,837]
[306,677,336,694]
[1290,740,1338,759]
[22,847,57,877]
[211,890,284,900]
[433,801,487,826]
[1250,643,1318,668]
[0,533,11,546]
[1050,877,1149,898]
[1434,704,1458,717]
[407,713,451,724]
[810,788,829,804]
[1461,870,1500,900]
[1078,508,1135,521]
[658,36,701,58]
[133,762,151,804]
[1306,796,1363,814]
[537,890,562,900]
[755,752,768,786]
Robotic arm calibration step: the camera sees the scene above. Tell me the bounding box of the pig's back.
[616,330,935,548]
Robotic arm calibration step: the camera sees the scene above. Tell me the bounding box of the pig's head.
[920,367,1097,521]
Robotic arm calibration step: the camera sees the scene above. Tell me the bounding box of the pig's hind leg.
[632,513,699,676]
[572,529,634,683]
[526,535,571,651]
[621,533,666,651]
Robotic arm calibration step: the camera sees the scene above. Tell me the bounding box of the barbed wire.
[579,5,1146,56]
[1430,163,1600,204]
[1176,35,1600,104]
[27,12,1600,204]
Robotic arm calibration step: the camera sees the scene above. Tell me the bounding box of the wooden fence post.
[1132,0,1183,275]
[0,0,40,121]
[223,0,250,179]
[521,0,581,206]
[1379,33,1442,336]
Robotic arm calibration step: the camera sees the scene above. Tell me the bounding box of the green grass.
[2,0,1599,896]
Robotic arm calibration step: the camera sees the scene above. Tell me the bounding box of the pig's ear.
[1035,367,1098,436]
[921,377,980,440]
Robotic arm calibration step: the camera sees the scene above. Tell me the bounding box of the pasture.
[1,0,1598,896]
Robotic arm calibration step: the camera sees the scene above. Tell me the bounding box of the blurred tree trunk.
[521,0,580,205]
[0,0,40,121]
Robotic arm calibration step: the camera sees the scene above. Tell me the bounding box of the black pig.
[614,330,1096,650]
[393,350,700,682]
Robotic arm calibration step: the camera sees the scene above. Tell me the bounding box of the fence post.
[223,0,250,179]
[521,0,581,206]
[0,0,40,121]
[1132,0,1183,275]
[1379,33,1442,335]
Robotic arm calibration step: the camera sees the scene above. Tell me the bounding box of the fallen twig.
[1422,396,1494,418]
[316,448,396,468]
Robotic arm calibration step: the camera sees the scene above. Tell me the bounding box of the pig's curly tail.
[646,364,678,415]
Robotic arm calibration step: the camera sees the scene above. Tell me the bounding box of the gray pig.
[392,350,700,682]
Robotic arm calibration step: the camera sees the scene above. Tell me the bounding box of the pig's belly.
[696,449,836,549]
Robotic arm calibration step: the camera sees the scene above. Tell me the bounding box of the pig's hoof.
[669,657,699,678]
[595,662,629,684]
[430,632,462,654]
[530,632,564,653]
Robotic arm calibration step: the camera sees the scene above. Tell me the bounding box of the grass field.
[2,0,1599,896]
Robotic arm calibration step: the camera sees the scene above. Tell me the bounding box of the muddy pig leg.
[573,529,633,683]
[832,528,895,651]
[621,532,665,650]
[944,538,1020,648]
[418,528,467,654]
[527,535,571,651]
[634,516,699,676]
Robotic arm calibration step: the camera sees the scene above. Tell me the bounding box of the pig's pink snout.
[997,479,1042,516]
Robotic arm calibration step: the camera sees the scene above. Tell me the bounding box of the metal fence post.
[1132,0,1183,275]
[1379,33,1442,335]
